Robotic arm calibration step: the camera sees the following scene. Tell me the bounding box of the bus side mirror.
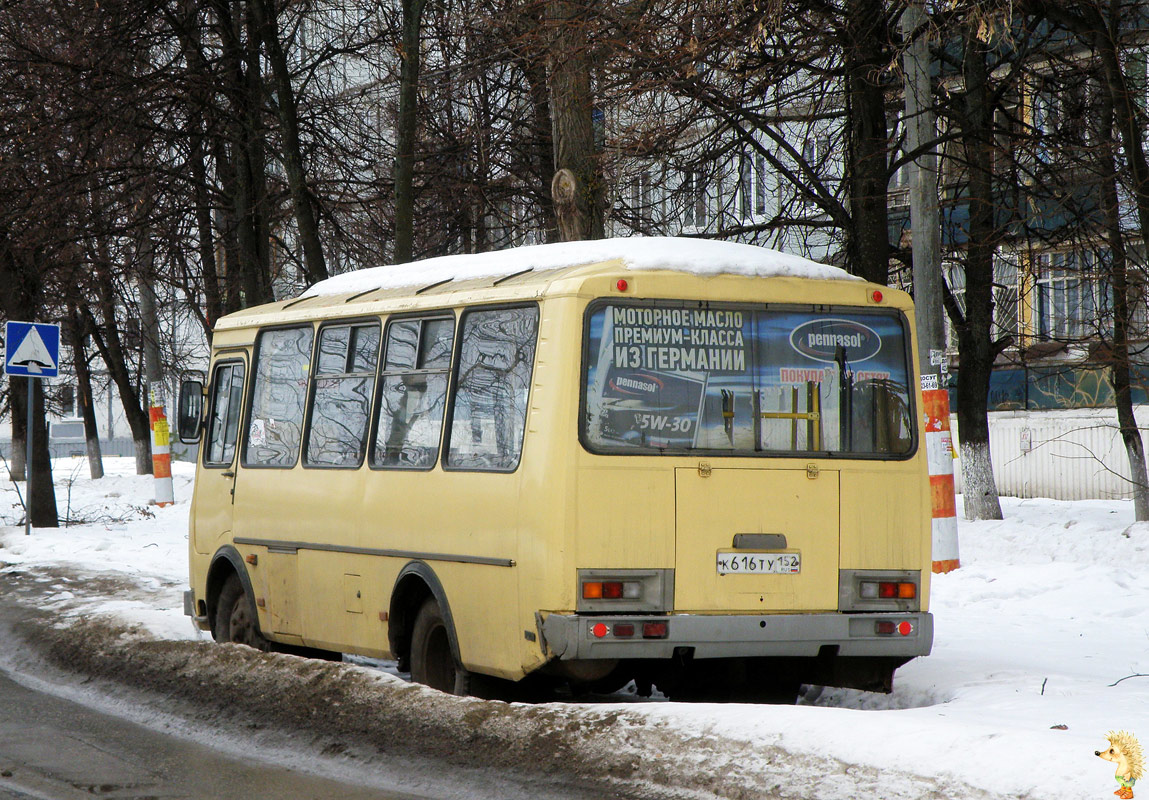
[178,379,204,443]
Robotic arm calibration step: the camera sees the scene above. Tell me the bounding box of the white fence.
[953,408,1149,500]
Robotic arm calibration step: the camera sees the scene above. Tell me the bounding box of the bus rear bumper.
[541,611,933,660]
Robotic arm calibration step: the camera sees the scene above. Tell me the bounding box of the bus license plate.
[716,552,800,575]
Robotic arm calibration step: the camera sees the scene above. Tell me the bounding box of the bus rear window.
[583,303,914,457]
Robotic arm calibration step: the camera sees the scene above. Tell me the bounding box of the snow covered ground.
[1,456,1146,799]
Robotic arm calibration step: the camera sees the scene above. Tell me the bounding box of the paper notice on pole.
[921,373,939,391]
[929,348,945,366]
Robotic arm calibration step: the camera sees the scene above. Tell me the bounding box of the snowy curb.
[0,567,1000,800]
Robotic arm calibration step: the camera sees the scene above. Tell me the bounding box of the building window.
[630,171,653,230]
[944,260,966,350]
[682,169,708,230]
[738,152,769,222]
[1035,250,1109,341]
[943,256,1019,349]
[801,134,831,169]
[57,384,76,417]
[993,255,1019,341]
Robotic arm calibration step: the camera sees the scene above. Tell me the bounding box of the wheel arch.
[389,561,461,670]
[206,545,257,631]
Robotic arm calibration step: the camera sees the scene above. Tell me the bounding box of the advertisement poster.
[585,304,912,454]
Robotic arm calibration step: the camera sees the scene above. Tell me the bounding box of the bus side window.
[305,322,380,467]
[205,362,245,466]
[446,306,539,472]
[243,326,314,468]
[373,316,455,469]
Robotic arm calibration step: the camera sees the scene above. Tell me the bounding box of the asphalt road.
[0,670,412,800]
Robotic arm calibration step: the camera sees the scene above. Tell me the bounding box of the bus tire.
[214,573,270,652]
[410,598,464,694]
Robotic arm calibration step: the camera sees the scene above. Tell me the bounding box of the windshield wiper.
[835,345,854,452]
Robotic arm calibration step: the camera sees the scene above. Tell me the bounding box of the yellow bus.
[178,237,932,702]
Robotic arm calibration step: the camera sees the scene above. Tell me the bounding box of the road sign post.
[4,321,61,536]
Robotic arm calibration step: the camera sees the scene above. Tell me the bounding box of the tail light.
[582,580,641,600]
[588,620,670,640]
[577,569,672,613]
[860,580,916,600]
[875,620,915,636]
[642,621,669,639]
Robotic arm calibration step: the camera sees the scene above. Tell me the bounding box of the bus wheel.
[214,574,270,652]
[410,598,462,694]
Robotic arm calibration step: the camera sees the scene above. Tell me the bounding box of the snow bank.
[2,459,1147,799]
[302,236,858,297]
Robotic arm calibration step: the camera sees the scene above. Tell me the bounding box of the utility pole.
[139,260,174,507]
[903,0,944,375]
[903,0,959,573]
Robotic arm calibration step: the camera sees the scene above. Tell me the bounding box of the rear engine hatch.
[674,466,839,612]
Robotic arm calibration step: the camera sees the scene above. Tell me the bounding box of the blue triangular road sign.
[4,321,61,378]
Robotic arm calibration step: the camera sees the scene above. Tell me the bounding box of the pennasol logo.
[608,372,665,396]
[789,318,882,364]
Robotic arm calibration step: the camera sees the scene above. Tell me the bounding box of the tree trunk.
[521,38,558,243]
[251,0,328,285]
[85,252,153,475]
[9,417,25,482]
[842,0,891,285]
[170,3,224,333]
[191,121,223,337]
[68,306,103,480]
[211,139,245,315]
[393,0,428,263]
[10,377,59,528]
[213,0,273,308]
[954,27,1003,521]
[1095,44,1149,520]
[244,2,273,304]
[547,0,603,241]
[0,226,53,516]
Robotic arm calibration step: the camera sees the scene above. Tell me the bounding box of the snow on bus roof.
[301,236,857,298]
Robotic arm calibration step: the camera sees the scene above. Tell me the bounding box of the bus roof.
[302,237,857,299]
[212,238,874,334]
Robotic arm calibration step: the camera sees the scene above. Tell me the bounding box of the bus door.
[192,357,247,556]
[231,325,317,639]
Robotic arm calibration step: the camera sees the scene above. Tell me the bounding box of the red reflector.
[878,582,897,599]
[642,621,668,639]
[616,278,629,292]
[872,289,883,303]
[602,581,624,599]
[591,623,609,638]
[875,621,896,635]
[613,623,635,638]
[898,621,913,636]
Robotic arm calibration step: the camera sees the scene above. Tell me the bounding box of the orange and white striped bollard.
[923,387,959,573]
